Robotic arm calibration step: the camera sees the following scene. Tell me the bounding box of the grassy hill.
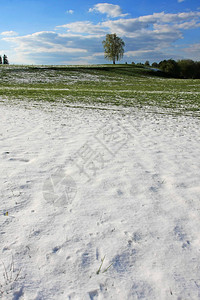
[0,64,199,116]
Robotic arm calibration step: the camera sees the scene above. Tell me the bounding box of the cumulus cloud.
[91,11,200,37]
[102,19,149,35]
[89,3,128,18]
[176,20,200,29]
[56,21,107,35]
[0,31,18,36]
[137,11,200,23]
[3,31,88,55]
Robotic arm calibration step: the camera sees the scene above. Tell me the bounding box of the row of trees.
[0,55,9,65]
[131,60,200,78]
[154,59,200,79]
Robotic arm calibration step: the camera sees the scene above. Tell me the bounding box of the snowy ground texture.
[0,98,200,299]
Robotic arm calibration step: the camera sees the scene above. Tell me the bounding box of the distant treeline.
[133,59,200,79]
[156,59,200,79]
[0,54,9,65]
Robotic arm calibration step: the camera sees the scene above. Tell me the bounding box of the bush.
[158,59,180,77]
[177,59,200,78]
[152,62,159,68]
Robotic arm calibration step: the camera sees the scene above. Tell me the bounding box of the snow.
[0,98,200,299]
[0,68,119,85]
[1,87,200,94]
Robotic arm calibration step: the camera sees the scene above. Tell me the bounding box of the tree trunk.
[113,60,115,64]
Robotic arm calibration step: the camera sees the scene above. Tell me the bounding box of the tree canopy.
[158,59,200,78]
[3,54,9,65]
[0,54,9,65]
[102,34,125,64]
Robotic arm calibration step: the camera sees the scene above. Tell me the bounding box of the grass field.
[0,64,200,116]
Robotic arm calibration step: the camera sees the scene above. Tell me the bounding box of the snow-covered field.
[0,98,200,299]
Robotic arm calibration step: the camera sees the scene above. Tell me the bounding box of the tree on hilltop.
[102,33,125,64]
[0,56,2,64]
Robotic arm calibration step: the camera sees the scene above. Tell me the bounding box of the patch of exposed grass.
[0,64,199,116]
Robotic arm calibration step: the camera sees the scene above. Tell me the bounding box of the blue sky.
[0,0,200,65]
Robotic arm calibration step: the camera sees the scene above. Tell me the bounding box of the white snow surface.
[0,99,200,299]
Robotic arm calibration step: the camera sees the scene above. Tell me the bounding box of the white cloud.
[152,21,200,33]
[125,49,166,60]
[102,19,149,36]
[89,3,128,18]
[125,49,157,57]
[185,43,200,51]
[178,0,185,3]
[3,31,88,55]
[0,31,18,36]
[138,11,200,23]
[66,9,74,14]
[124,48,177,62]
[92,52,104,57]
[56,21,107,35]
[176,20,200,29]
[183,43,200,59]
